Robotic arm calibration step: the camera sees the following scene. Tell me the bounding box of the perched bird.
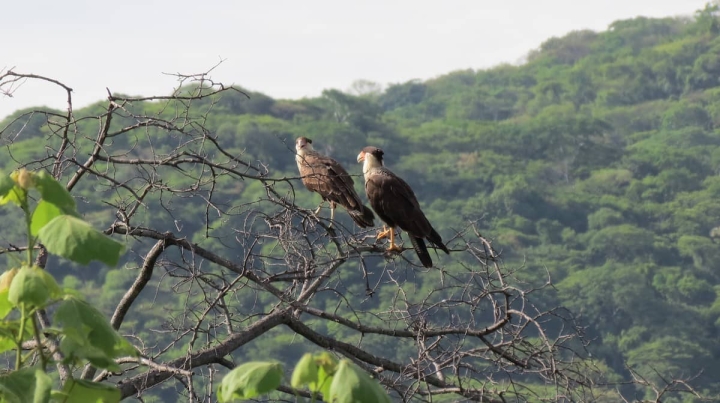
[357,146,450,267]
[295,137,375,228]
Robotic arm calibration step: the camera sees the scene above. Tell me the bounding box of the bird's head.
[357,146,384,168]
[295,137,313,154]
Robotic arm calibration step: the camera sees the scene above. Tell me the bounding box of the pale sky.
[0,0,709,120]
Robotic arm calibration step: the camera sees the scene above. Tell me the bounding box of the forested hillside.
[2,4,720,401]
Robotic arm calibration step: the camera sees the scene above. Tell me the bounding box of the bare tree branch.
[1,67,703,403]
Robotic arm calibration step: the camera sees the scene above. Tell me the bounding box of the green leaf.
[327,360,391,403]
[0,316,35,350]
[0,367,45,403]
[37,215,124,266]
[57,379,120,403]
[32,370,52,403]
[33,171,76,213]
[0,316,13,354]
[0,326,17,354]
[8,266,58,309]
[0,290,12,320]
[291,353,318,389]
[314,352,337,398]
[218,361,283,402]
[60,337,124,371]
[0,275,15,319]
[0,185,26,206]
[54,296,136,371]
[30,200,64,236]
[0,174,14,199]
[0,288,14,353]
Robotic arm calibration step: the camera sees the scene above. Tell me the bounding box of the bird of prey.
[295,137,375,228]
[357,146,449,267]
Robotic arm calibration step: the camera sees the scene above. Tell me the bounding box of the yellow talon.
[384,227,403,252]
[377,226,391,240]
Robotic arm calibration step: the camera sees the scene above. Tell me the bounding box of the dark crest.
[296,136,313,146]
[362,146,384,162]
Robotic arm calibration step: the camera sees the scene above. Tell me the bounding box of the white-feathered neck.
[362,152,383,177]
[296,143,315,162]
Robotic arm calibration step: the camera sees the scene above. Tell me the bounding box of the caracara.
[295,137,375,228]
[357,146,450,268]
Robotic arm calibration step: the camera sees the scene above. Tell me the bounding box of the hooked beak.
[356,151,366,163]
[296,137,311,151]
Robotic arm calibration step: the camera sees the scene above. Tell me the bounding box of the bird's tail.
[348,204,375,228]
[428,228,450,254]
[410,236,433,268]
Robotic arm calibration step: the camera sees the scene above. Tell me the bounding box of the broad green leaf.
[0,309,14,354]
[54,296,135,371]
[57,379,120,403]
[33,171,76,213]
[37,215,124,266]
[30,200,64,236]
[0,367,40,403]
[0,316,35,349]
[0,331,16,355]
[0,288,13,319]
[315,352,338,398]
[0,318,21,353]
[60,337,122,371]
[32,370,52,403]
[8,266,55,309]
[327,360,391,403]
[291,353,318,389]
[0,185,26,206]
[42,269,62,302]
[0,174,14,199]
[218,361,282,402]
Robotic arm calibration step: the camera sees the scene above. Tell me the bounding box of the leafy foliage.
[0,169,128,402]
[38,215,124,266]
[217,361,283,401]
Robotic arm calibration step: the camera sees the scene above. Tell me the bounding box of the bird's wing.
[299,153,362,209]
[367,169,432,235]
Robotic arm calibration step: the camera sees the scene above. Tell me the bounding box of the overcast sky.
[0,0,709,120]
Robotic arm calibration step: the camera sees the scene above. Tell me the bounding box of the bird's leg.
[314,200,326,215]
[377,225,391,240]
[386,227,403,252]
[328,201,336,228]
